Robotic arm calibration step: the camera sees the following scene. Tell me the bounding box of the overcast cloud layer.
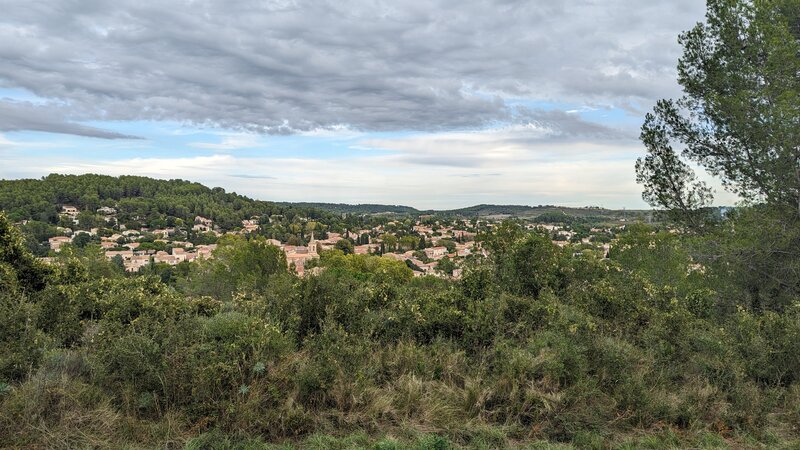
[0,0,719,208]
[0,0,705,134]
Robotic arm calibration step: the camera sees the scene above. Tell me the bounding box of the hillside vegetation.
[0,173,338,231]
[2,207,800,448]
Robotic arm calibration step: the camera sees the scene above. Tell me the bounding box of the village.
[44,204,618,278]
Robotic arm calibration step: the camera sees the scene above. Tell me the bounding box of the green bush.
[2,211,800,448]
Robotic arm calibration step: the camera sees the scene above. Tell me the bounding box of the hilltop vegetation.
[0,173,337,231]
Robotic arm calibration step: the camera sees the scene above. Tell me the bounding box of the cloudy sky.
[0,0,733,209]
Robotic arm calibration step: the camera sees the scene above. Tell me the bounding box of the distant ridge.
[280,201,645,218]
[279,202,422,215]
[0,173,646,222]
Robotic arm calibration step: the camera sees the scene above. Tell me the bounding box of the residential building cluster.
[44,205,618,277]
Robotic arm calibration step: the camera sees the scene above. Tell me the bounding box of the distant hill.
[0,174,647,227]
[279,202,422,216]
[296,201,648,221]
[0,173,337,230]
[442,204,536,217]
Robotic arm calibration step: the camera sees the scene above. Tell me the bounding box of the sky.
[0,0,736,209]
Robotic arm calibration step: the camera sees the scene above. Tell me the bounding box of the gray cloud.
[0,0,704,136]
[229,173,277,179]
[453,173,501,178]
[515,108,633,142]
[0,100,141,139]
[359,107,640,169]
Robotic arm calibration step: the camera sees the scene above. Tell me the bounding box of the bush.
[2,214,800,447]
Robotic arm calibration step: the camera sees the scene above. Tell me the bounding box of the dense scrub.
[3,211,800,449]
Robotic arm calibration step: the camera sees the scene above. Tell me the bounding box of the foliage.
[334,239,354,255]
[0,212,51,293]
[2,208,800,448]
[636,0,800,221]
[636,0,800,313]
[0,173,341,231]
[2,3,800,441]
[182,235,287,300]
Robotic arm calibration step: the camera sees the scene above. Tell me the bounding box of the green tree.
[320,252,413,285]
[111,254,125,272]
[438,239,456,253]
[334,239,354,255]
[76,211,102,230]
[183,235,287,300]
[0,213,52,379]
[636,0,800,224]
[0,213,51,293]
[19,220,56,257]
[380,233,397,252]
[496,233,564,298]
[399,235,418,251]
[481,220,524,258]
[636,0,800,311]
[71,233,96,248]
[608,223,694,290]
[436,256,456,276]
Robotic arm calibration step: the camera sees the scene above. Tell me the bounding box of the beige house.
[124,255,151,272]
[196,244,217,258]
[453,230,476,240]
[192,223,212,232]
[354,244,381,255]
[48,236,72,252]
[413,225,433,235]
[154,251,180,265]
[456,246,472,257]
[424,246,448,260]
[61,205,79,216]
[418,261,438,273]
[381,253,405,261]
[106,250,134,260]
